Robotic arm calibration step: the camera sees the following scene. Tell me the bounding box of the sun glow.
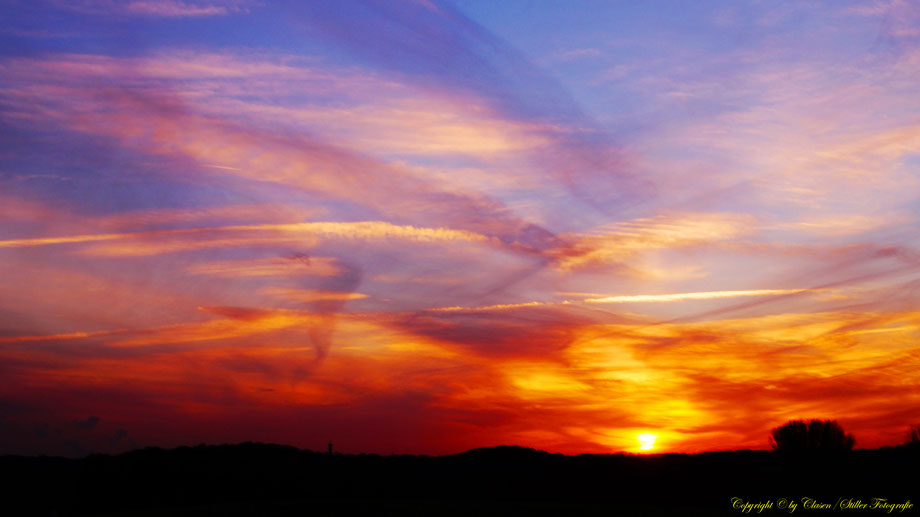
[638,433,657,451]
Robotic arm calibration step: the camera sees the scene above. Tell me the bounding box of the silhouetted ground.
[2,443,917,516]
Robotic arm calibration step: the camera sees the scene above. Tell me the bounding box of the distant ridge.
[449,444,562,459]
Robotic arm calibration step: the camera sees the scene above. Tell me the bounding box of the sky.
[1,0,919,457]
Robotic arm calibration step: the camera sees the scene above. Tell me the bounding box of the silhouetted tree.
[769,419,854,455]
[908,425,920,446]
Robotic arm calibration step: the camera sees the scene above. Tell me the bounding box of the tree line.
[770,419,920,454]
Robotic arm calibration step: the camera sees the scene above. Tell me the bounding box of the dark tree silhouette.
[769,419,855,455]
[908,425,920,446]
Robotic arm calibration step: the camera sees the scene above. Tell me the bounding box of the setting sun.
[638,434,657,451]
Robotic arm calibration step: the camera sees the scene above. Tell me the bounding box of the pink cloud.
[56,0,252,17]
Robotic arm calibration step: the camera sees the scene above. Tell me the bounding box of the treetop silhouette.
[770,419,855,455]
[908,425,920,446]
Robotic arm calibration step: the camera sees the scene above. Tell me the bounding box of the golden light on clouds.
[584,289,812,304]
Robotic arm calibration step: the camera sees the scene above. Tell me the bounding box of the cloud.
[2,51,554,158]
[0,193,62,221]
[94,204,325,231]
[774,212,914,237]
[124,0,242,17]
[427,301,549,313]
[844,0,920,42]
[386,304,606,359]
[584,289,812,304]
[0,52,566,251]
[57,0,252,17]
[0,332,96,344]
[0,221,492,256]
[261,288,369,303]
[549,212,756,271]
[187,255,343,278]
[423,288,813,312]
[555,48,602,61]
[3,302,919,454]
[287,0,644,217]
[108,307,315,347]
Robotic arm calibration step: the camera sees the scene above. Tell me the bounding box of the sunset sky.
[2,0,920,457]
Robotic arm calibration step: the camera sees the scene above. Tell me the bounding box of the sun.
[637,433,657,451]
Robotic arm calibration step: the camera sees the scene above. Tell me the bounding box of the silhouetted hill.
[450,444,560,460]
[1,443,916,516]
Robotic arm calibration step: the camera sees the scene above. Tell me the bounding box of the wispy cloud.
[261,288,369,303]
[57,0,252,17]
[427,301,548,313]
[187,256,343,278]
[549,212,756,271]
[0,221,491,255]
[584,289,812,304]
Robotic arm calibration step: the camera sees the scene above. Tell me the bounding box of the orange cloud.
[0,221,491,256]
[261,288,369,303]
[550,212,756,270]
[3,296,919,454]
[427,301,548,313]
[94,204,325,231]
[108,307,315,347]
[187,256,343,278]
[0,331,97,344]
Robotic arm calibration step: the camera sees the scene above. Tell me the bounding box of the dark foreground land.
[2,443,917,516]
